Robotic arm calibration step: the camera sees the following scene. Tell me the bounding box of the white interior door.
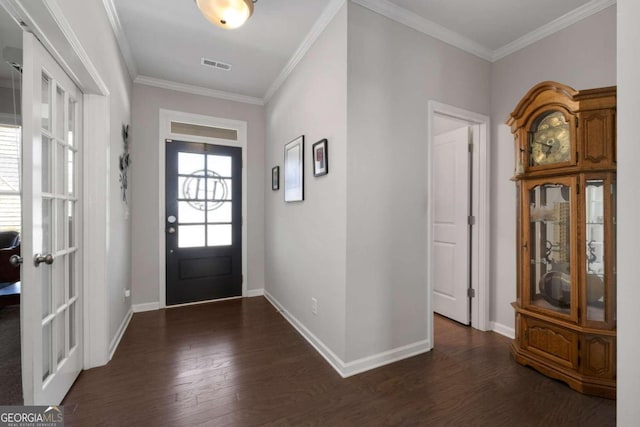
[432,126,471,325]
[21,32,83,405]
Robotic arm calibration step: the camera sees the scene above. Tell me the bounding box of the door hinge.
[575,117,579,128]
[576,182,580,195]
[467,288,475,298]
[165,139,173,143]
[241,274,244,284]
[468,142,473,153]
[468,215,476,225]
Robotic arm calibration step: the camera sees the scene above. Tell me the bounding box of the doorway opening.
[0,5,22,404]
[427,101,490,347]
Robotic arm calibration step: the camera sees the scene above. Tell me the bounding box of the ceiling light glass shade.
[196,0,254,29]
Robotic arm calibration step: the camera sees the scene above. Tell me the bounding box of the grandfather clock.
[507,81,616,399]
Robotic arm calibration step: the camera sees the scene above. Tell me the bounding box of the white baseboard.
[263,290,346,376]
[342,339,431,377]
[109,308,132,360]
[491,321,515,339]
[247,288,264,297]
[132,302,160,313]
[263,290,431,378]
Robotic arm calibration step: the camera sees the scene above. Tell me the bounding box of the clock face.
[530,111,571,166]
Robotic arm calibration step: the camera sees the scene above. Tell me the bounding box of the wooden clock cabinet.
[507,81,616,399]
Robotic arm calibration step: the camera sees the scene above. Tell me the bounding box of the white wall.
[55,0,133,348]
[130,83,265,305]
[617,0,640,422]
[489,6,616,332]
[264,5,348,359]
[345,3,491,361]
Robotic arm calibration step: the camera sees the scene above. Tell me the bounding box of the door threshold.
[165,295,244,309]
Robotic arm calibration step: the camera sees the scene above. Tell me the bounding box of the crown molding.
[134,75,264,106]
[351,0,494,62]
[264,0,347,103]
[492,0,617,61]
[102,0,138,80]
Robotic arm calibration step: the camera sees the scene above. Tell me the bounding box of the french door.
[165,140,242,305]
[21,33,83,404]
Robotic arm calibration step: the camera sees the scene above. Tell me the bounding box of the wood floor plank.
[62,297,615,426]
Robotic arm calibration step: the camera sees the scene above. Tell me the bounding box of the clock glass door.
[525,177,577,320]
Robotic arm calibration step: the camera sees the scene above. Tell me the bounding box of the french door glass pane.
[41,136,51,193]
[69,302,76,349]
[68,252,75,299]
[207,178,231,200]
[207,224,232,247]
[178,152,204,175]
[178,201,205,223]
[55,143,64,194]
[42,322,52,381]
[179,176,208,201]
[67,149,74,195]
[67,201,75,247]
[55,86,65,140]
[55,314,65,364]
[42,199,52,252]
[207,202,232,223]
[41,265,51,319]
[207,155,231,177]
[53,260,64,310]
[56,199,65,251]
[178,225,205,248]
[41,74,50,131]
[67,100,75,146]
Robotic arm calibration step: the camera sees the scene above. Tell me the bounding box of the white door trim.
[1,0,113,371]
[427,101,490,343]
[158,109,248,308]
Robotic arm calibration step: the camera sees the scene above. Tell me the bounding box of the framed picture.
[284,136,304,202]
[312,139,328,177]
[271,166,280,191]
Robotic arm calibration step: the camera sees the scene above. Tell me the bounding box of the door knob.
[34,253,54,266]
[9,254,22,267]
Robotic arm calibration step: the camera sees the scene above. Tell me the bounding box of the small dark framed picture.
[312,139,328,177]
[272,166,280,190]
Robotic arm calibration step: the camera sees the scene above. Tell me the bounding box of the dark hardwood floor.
[62,297,615,426]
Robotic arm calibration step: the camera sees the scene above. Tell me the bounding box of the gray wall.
[345,2,491,361]
[56,0,133,345]
[264,5,348,359]
[490,6,616,331]
[617,0,640,422]
[0,86,21,121]
[130,83,266,305]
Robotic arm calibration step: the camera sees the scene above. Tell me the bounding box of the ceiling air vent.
[201,57,232,71]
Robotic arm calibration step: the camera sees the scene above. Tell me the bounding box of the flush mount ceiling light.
[195,0,257,29]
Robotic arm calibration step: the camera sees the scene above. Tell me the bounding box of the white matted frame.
[159,109,248,308]
[427,101,491,344]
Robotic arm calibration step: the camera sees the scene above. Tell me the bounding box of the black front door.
[165,139,242,305]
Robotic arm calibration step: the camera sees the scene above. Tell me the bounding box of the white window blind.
[0,125,21,232]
